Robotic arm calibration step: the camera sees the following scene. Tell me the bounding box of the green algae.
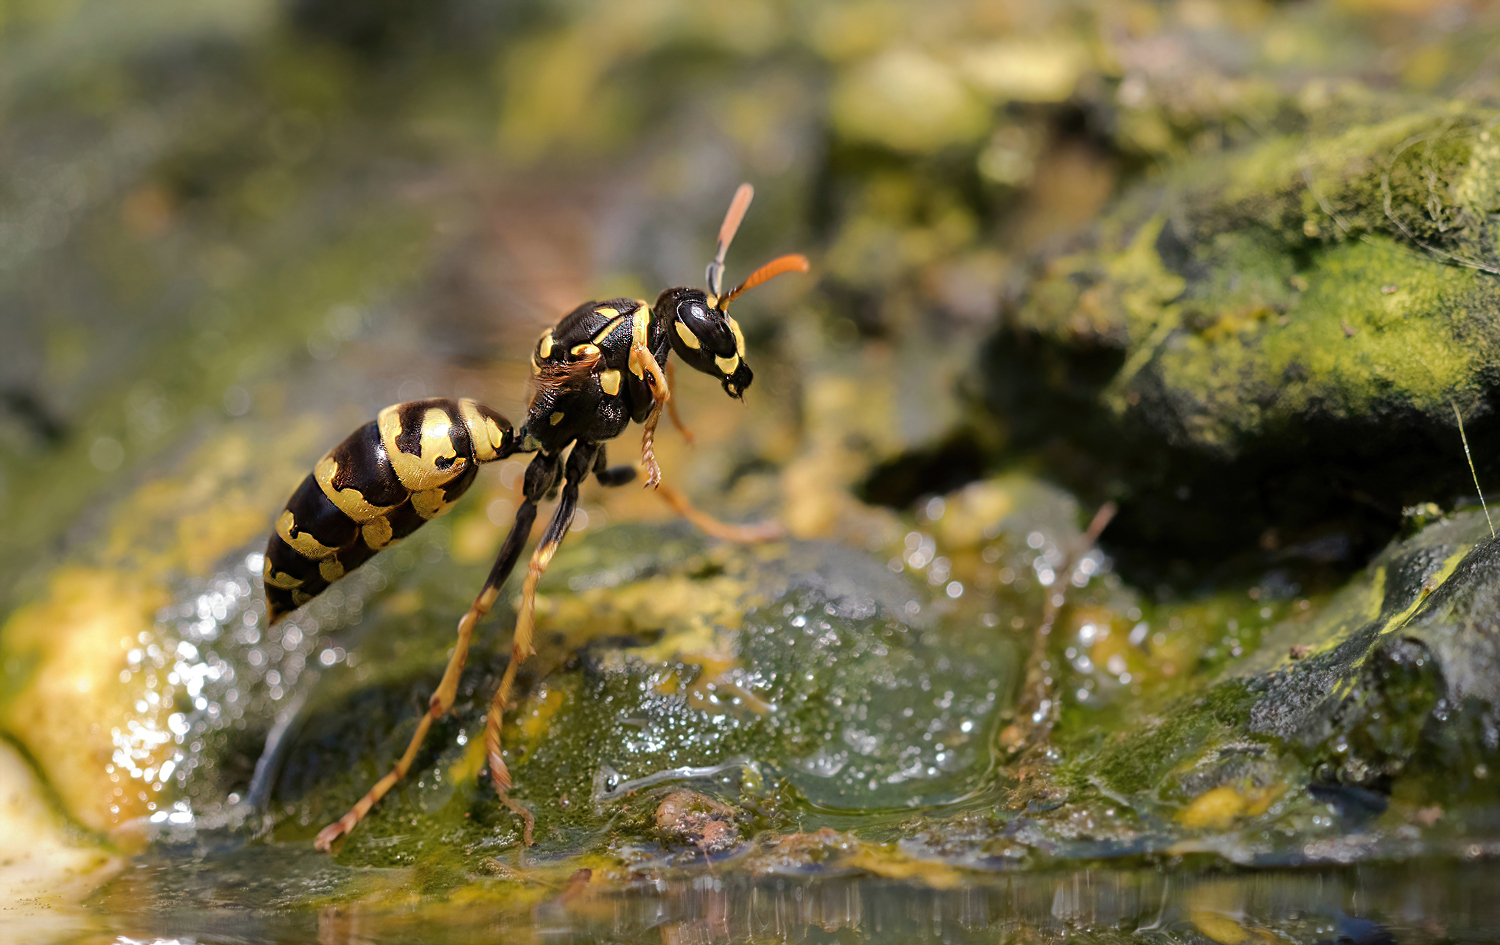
[936,508,1500,867]
[260,522,1018,868]
[978,102,1500,570]
[1015,105,1500,458]
[5,0,1500,933]
[1141,234,1489,450]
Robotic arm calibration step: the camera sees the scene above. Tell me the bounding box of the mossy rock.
[264,524,1018,867]
[988,102,1500,569]
[907,509,1500,868]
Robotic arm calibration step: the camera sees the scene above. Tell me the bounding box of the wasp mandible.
[260,184,808,849]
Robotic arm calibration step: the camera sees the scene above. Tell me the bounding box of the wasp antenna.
[719,253,810,311]
[706,183,755,297]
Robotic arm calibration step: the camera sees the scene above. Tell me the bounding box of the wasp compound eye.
[675,298,735,356]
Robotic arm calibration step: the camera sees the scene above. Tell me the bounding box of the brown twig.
[998,501,1116,755]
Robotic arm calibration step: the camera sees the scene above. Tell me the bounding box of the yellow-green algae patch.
[1141,235,1488,450]
[0,424,317,836]
[0,739,121,938]
[1012,103,1500,456]
[1052,510,1498,855]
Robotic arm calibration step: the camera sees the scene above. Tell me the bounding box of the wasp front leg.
[593,440,781,543]
[653,480,783,543]
[628,339,671,489]
[314,451,560,851]
[484,441,599,842]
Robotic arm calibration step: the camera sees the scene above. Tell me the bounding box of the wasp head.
[657,287,753,399]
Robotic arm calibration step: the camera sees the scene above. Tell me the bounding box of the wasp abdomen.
[263,397,516,623]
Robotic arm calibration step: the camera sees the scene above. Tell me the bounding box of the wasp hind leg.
[485,442,599,844]
[314,452,559,851]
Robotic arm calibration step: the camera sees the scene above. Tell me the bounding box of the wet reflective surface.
[75,848,1500,944]
[8,2,1500,942]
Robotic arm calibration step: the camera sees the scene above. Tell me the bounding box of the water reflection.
[93,854,1500,944]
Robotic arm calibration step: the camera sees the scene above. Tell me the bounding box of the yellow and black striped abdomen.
[263,397,515,623]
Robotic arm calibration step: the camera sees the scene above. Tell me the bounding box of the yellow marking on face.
[549,411,565,425]
[381,405,468,491]
[592,315,625,343]
[412,488,454,520]
[315,455,396,523]
[263,562,304,589]
[726,315,746,357]
[277,510,337,560]
[570,343,600,358]
[674,320,701,349]
[538,329,554,359]
[531,355,541,376]
[715,353,740,375]
[599,369,621,396]
[362,516,394,550]
[318,558,345,583]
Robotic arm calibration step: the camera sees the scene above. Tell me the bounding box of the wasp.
[260,184,808,849]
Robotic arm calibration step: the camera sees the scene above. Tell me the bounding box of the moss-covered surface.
[263,523,1017,867]
[5,0,1500,939]
[990,102,1500,572]
[900,508,1500,870]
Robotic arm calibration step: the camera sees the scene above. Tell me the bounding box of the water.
[74,846,1500,943]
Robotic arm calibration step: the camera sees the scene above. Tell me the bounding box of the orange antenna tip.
[719,253,810,309]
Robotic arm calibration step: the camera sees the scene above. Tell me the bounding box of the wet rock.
[654,790,740,854]
[907,508,1500,868]
[743,828,858,875]
[1249,511,1500,800]
[265,523,1019,865]
[0,426,323,836]
[987,101,1500,567]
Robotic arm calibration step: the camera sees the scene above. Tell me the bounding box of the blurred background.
[7,0,1500,940]
[8,0,1500,611]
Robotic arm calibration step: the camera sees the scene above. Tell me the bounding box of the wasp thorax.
[658,287,754,398]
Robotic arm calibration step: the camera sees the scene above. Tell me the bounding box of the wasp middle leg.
[314,451,560,851]
[485,441,599,842]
